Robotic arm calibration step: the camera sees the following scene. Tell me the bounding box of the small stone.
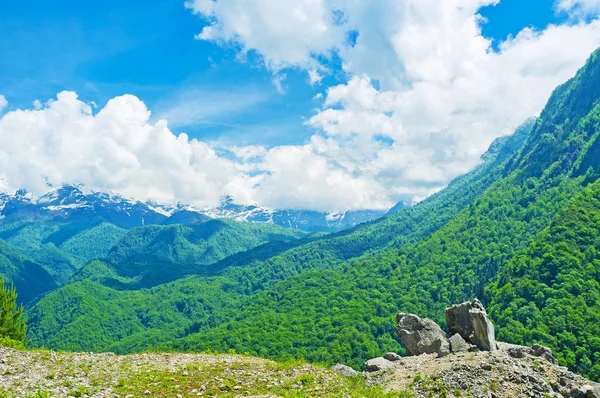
[531,344,558,364]
[143,391,151,396]
[480,363,492,371]
[580,384,600,398]
[507,346,529,359]
[449,333,469,353]
[364,357,394,372]
[331,364,358,377]
[383,352,402,362]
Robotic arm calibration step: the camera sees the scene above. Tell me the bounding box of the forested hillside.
[25,112,534,352]
[0,239,57,303]
[159,49,600,377]
[19,48,600,382]
[488,181,600,380]
[0,216,127,284]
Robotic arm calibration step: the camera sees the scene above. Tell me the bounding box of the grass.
[0,346,402,398]
[112,359,398,398]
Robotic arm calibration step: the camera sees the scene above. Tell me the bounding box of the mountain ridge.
[0,185,388,233]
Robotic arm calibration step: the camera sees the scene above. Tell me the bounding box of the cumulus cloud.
[0,95,7,112]
[0,92,391,211]
[226,145,268,161]
[0,92,247,207]
[185,0,600,208]
[185,0,342,73]
[556,0,600,16]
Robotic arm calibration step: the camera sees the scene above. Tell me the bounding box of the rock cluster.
[394,299,499,358]
[356,300,600,397]
[507,343,559,364]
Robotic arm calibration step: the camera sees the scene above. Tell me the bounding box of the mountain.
[25,107,535,354]
[0,211,127,284]
[20,47,600,383]
[487,179,600,380]
[0,185,387,233]
[157,49,600,375]
[203,196,389,232]
[75,219,309,289]
[0,239,57,303]
[0,186,166,229]
[155,48,600,375]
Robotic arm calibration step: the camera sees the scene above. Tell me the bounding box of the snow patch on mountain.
[0,185,390,232]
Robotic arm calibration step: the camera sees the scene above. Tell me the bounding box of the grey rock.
[396,313,450,358]
[364,357,394,372]
[531,344,558,364]
[449,333,470,353]
[445,298,497,352]
[571,385,600,398]
[331,364,358,377]
[383,352,402,362]
[583,385,600,398]
[507,346,529,359]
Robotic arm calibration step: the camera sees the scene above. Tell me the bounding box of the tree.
[0,276,26,348]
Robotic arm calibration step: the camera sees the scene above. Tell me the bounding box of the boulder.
[383,352,402,362]
[396,313,450,358]
[507,346,529,359]
[364,357,394,372]
[571,385,600,398]
[531,344,558,364]
[445,299,497,352]
[449,333,470,353]
[331,364,358,377]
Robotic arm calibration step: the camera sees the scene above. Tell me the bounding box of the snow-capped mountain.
[0,185,388,232]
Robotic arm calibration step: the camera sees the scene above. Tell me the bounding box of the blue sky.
[0,0,323,146]
[0,0,568,146]
[1,0,599,211]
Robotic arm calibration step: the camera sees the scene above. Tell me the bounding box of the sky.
[1,0,600,211]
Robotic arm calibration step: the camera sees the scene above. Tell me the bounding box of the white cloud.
[0,92,246,208]
[185,0,342,73]
[185,0,600,209]
[556,0,600,16]
[227,145,268,160]
[0,95,7,112]
[0,92,390,211]
[154,85,273,128]
[272,74,287,94]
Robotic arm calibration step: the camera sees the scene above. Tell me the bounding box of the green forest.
[3,48,600,383]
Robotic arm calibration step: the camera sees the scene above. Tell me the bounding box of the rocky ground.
[354,299,600,398]
[0,347,392,398]
[361,342,600,398]
[0,344,599,397]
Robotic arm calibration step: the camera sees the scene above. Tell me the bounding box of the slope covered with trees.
[0,216,127,283]
[488,181,600,380]
[25,114,534,352]
[0,240,57,304]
